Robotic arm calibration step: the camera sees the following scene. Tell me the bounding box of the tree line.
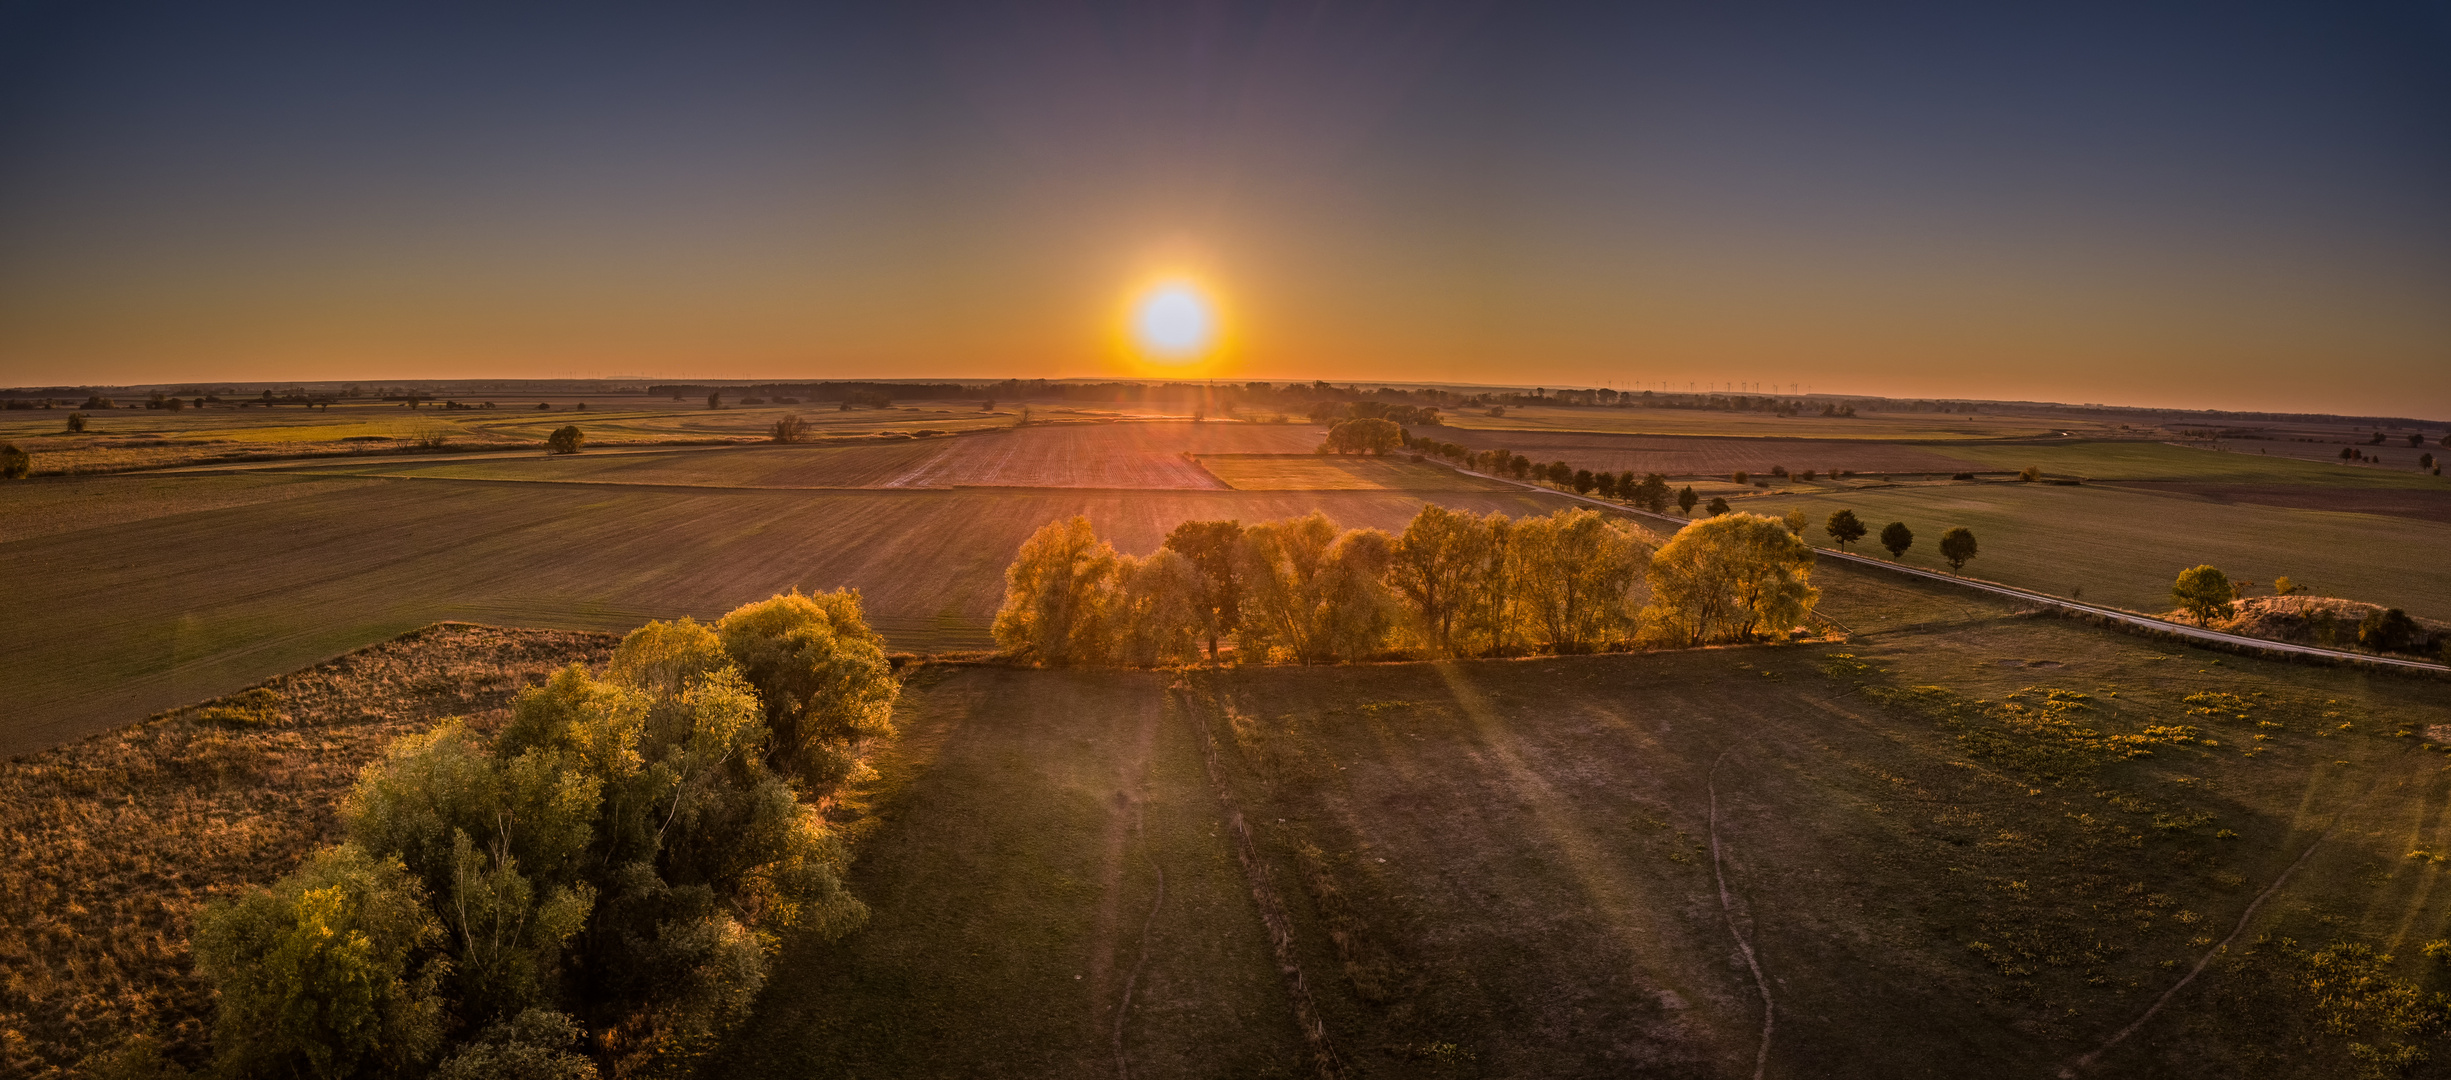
[177,591,901,1079]
[993,505,1821,665]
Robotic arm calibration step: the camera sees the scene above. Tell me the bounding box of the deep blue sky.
[3,0,2447,415]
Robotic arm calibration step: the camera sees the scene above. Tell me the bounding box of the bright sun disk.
[1130,282,1217,362]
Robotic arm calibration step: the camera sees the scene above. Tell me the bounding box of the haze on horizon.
[3,0,2447,418]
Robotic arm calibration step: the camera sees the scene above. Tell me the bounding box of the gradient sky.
[2,0,2447,416]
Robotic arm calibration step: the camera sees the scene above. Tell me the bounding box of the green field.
[1438,403,2125,440]
[0,476,1577,756]
[717,563,2451,1077]
[1937,439,2450,488]
[1725,479,2451,621]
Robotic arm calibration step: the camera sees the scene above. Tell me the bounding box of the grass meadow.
[1724,478,2451,622]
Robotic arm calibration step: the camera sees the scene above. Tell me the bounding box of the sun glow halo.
[1127,280,1219,365]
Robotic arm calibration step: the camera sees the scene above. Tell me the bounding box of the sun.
[1124,279,1222,368]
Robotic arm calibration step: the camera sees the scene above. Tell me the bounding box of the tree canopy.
[2171,564,2235,625]
[1879,521,1914,559]
[1640,512,1819,646]
[1938,527,1978,571]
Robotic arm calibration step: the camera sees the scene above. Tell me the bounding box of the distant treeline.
[993,505,1820,667]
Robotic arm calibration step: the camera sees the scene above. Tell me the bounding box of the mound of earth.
[2180,595,2449,656]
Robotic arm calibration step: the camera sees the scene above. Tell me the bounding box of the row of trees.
[1820,510,1979,570]
[189,591,901,1079]
[993,507,1820,665]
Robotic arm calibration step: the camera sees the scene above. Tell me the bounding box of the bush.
[0,442,27,479]
[769,414,808,443]
[198,593,890,1077]
[66,412,88,433]
[2359,607,2423,653]
[547,426,584,454]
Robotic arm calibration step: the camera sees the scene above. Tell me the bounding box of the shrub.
[2359,608,2422,654]
[66,411,87,433]
[1781,509,1808,536]
[0,442,28,479]
[2019,466,2042,481]
[1731,470,1749,485]
[769,414,808,443]
[1640,512,1818,645]
[547,426,584,455]
[1951,472,1975,480]
[431,1010,599,1080]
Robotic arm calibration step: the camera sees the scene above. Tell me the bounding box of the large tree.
[993,517,1122,665]
[1162,520,1245,658]
[1387,504,1496,656]
[1514,509,1646,653]
[1322,417,1402,455]
[1238,513,1396,664]
[1640,512,1819,646]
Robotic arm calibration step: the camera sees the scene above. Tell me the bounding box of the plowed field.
[1434,428,1987,478]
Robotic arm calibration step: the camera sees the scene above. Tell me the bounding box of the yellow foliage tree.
[1641,512,1819,645]
[993,516,1122,665]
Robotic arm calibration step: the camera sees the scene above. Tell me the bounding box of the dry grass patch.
[0,624,615,1079]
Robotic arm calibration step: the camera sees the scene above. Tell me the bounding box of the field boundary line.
[1708,752,1775,1080]
[1426,460,2450,677]
[2059,820,2339,1076]
[1175,680,1346,1079]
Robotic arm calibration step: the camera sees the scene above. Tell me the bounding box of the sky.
[1,0,2447,416]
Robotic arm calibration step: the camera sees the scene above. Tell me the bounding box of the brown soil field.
[879,422,1326,489]
[2104,482,2451,524]
[0,474,379,544]
[0,625,613,1079]
[0,477,1575,756]
[1432,428,1990,478]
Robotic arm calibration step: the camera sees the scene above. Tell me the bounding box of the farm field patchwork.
[1431,427,1992,478]
[0,477,1577,756]
[723,563,2451,1078]
[1437,403,2124,440]
[1198,454,1521,491]
[1937,439,2449,488]
[1729,479,2451,622]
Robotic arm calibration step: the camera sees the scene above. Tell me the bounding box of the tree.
[2020,466,2042,482]
[1322,417,1402,455]
[66,412,87,433]
[993,517,1121,665]
[1546,461,1572,486]
[1705,497,1729,516]
[1571,468,1596,494]
[1163,520,1246,658]
[193,846,449,1079]
[1879,521,1913,559]
[1781,509,1808,536]
[1238,514,1396,664]
[1111,549,1206,666]
[1509,455,1531,480]
[1939,527,1978,570]
[547,426,584,455]
[716,591,900,789]
[706,392,721,409]
[1513,509,1646,653]
[0,442,26,479]
[1387,504,1496,656]
[1677,486,1699,514]
[2171,564,2235,625]
[1634,474,1671,514]
[1732,470,1749,485]
[2272,575,2301,596]
[1640,512,1819,646]
[2411,433,2426,448]
[770,415,807,443]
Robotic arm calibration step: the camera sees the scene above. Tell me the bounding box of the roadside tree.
[2170,564,2236,625]
[1939,527,1978,570]
[1677,486,1699,514]
[1879,521,1914,559]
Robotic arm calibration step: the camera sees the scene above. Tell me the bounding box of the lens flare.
[1130,281,1216,361]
